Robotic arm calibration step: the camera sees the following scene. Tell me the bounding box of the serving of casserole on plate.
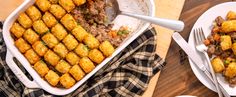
[3,0,155,95]
[188,2,236,96]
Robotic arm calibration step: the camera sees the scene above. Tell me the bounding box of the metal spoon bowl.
[105,0,185,32]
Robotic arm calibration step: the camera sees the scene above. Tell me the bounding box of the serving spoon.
[105,0,185,32]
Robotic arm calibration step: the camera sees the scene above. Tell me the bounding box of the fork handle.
[203,52,224,97]
[203,67,230,97]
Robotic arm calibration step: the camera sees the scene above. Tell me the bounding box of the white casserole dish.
[3,0,155,95]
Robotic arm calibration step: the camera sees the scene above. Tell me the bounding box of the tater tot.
[88,49,104,64]
[24,49,40,64]
[51,23,68,41]
[74,43,89,57]
[49,4,66,19]
[83,34,100,49]
[211,57,225,73]
[26,6,42,21]
[42,33,59,48]
[72,25,88,42]
[79,57,95,73]
[56,60,71,74]
[73,0,86,6]
[17,13,32,28]
[60,73,75,88]
[66,52,80,65]
[42,12,57,28]
[221,20,236,33]
[232,43,236,55]
[44,50,60,66]
[23,28,39,44]
[59,0,75,12]
[34,60,49,77]
[36,0,51,12]
[227,11,236,20]
[62,34,78,51]
[49,0,58,4]
[45,70,60,86]
[33,20,49,35]
[99,41,115,57]
[32,41,48,56]
[53,43,68,58]
[225,62,236,78]
[15,38,31,53]
[69,65,85,81]
[60,14,77,31]
[220,35,232,51]
[10,22,25,38]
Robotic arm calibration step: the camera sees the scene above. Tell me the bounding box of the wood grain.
[153,0,235,97]
[0,0,23,21]
[142,0,185,97]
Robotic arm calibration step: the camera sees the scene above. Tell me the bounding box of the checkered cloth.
[0,21,165,97]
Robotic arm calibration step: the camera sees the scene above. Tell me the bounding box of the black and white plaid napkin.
[0,21,165,97]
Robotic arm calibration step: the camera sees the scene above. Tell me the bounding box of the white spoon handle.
[121,12,185,32]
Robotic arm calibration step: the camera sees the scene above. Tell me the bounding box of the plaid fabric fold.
[0,21,165,97]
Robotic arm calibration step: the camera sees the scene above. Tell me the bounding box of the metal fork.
[194,28,229,97]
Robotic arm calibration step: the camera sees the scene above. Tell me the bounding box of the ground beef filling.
[72,0,129,47]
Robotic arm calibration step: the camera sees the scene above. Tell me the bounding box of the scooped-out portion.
[72,0,130,47]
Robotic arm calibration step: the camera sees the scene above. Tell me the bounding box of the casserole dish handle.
[6,50,40,88]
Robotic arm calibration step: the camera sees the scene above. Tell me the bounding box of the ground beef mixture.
[71,0,129,47]
[204,15,236,87]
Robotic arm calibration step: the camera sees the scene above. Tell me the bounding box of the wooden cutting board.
[0,0,185,96]
[155,0,185,58]
[142,0,185,97]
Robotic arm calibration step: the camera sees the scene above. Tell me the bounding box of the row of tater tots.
[10,0,115,88]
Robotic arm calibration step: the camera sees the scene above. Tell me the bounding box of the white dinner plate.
[188,2,236,96]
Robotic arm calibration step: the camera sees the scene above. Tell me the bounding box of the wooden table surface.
[153,0,236,97]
